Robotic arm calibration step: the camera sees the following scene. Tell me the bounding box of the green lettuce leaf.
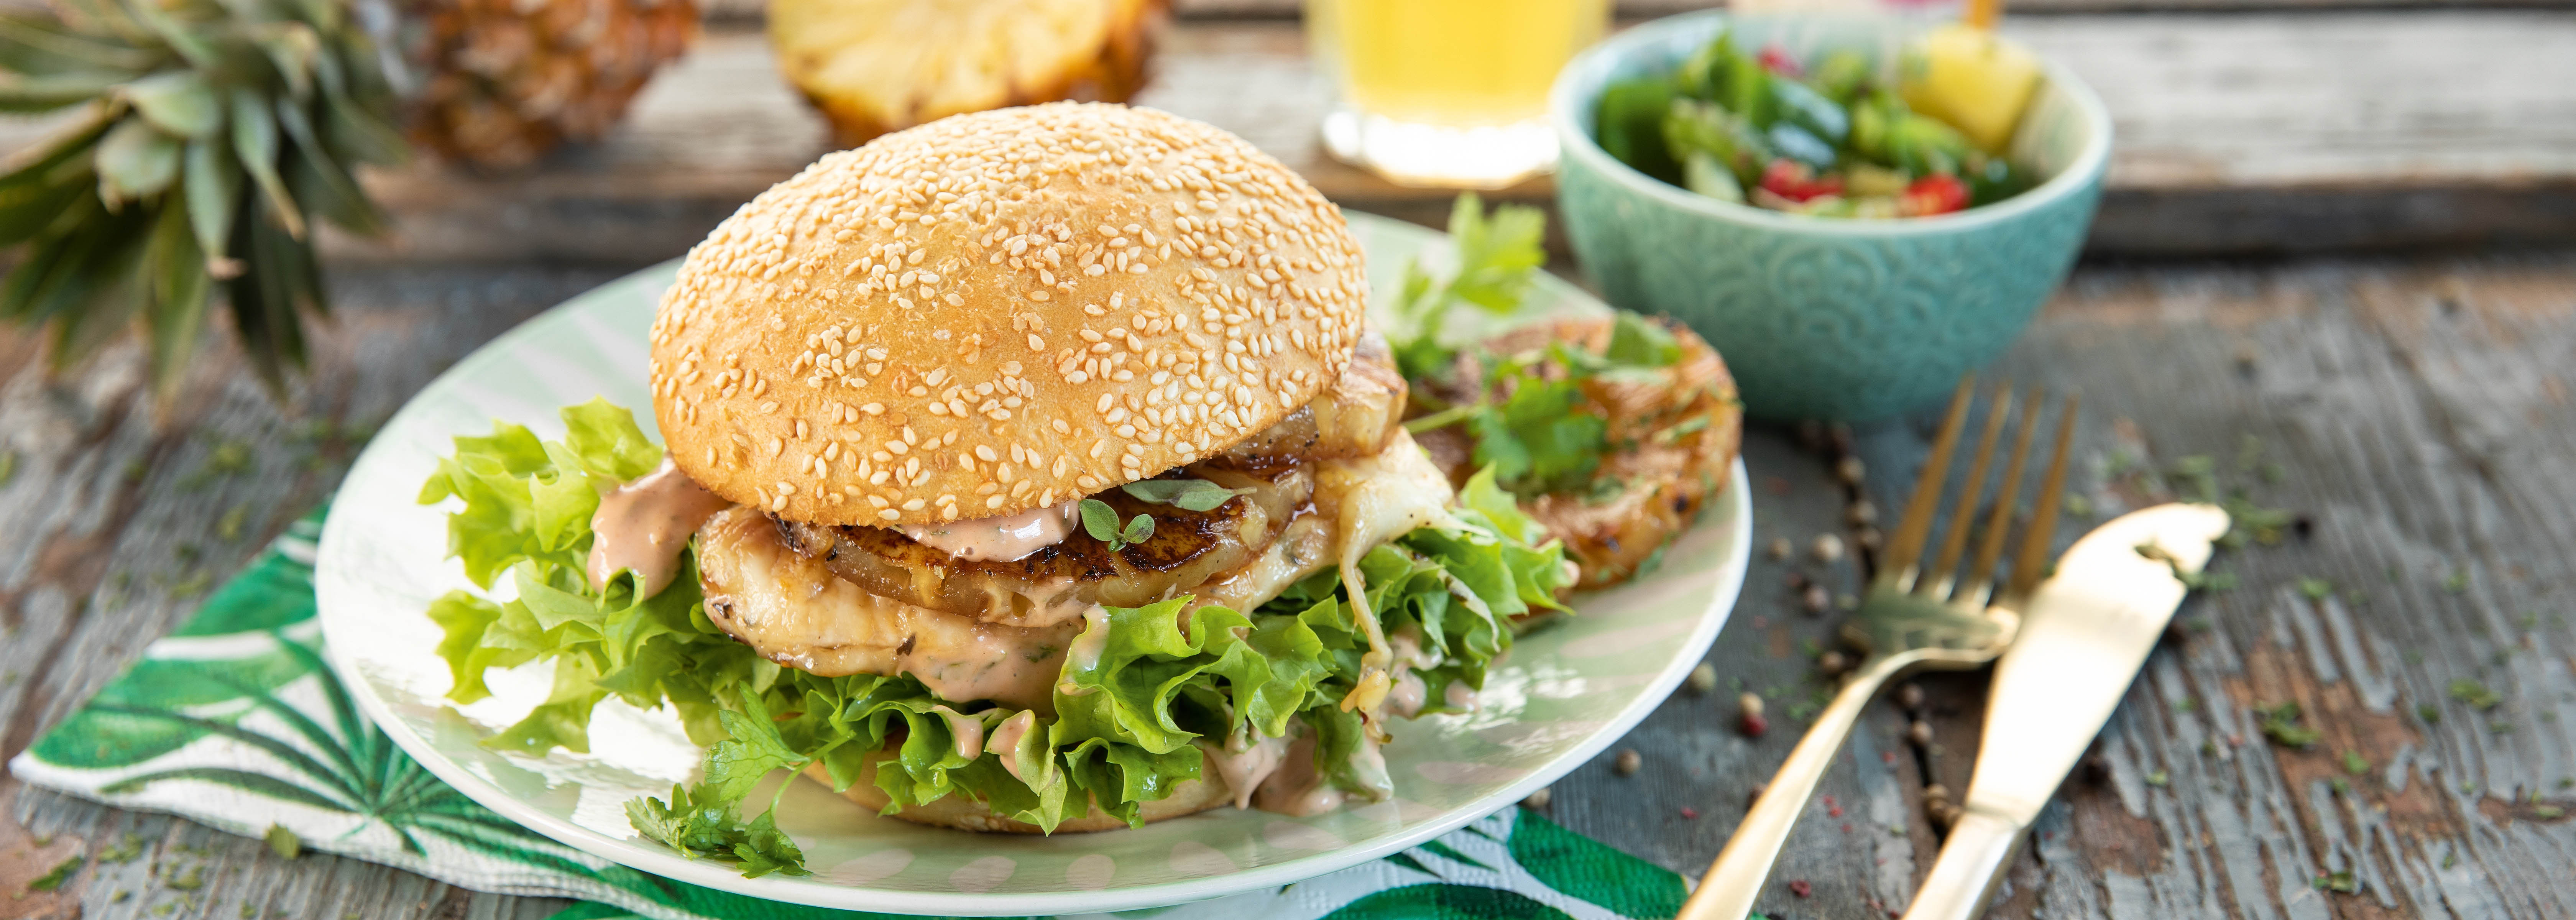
[424,400,1573,876]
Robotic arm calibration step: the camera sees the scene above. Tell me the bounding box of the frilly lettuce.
[422,400,1571,877]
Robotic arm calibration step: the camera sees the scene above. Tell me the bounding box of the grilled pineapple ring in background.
[770,0,1165,147]
[1413,316,1743,590]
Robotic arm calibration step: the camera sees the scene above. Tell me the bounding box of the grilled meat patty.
[774,335,1410,627]
[697,507,1076,711]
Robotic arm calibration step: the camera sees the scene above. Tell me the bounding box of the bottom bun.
[801,752,1234,834]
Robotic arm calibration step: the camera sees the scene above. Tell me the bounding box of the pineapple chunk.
[769,0,1161,148]
[1900,24,2041,154]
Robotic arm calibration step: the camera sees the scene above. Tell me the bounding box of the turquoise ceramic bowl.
[1551,12,2111,421]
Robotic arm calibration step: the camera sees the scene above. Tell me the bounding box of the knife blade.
[1898,502,2232,920]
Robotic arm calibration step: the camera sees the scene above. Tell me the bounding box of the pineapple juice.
[1308,0,1608,187]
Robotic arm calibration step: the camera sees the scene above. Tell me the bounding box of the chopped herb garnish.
[2341,750,2369,776]
[1385,194,1548,380]
[1387,196,1710,499]
[2314,870,2359,894]
[2256,701,2321,749]
[2146,770,2169,787]
[1119,478,1253,512]
[1078,498,1155,552]
[2298,577,2333,601]
[264,825,301,860]
[2449,679,2501,711]
[28,854,83,891]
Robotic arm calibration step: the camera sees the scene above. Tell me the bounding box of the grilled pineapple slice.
[1414,316,1743,590]
[769,0,1164,148]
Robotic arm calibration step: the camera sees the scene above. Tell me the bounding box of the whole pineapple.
[0,0,695,400]
[769,0,1162,149]
[399,0,698,168]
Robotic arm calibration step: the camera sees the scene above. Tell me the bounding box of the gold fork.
[1678,377,2078,920]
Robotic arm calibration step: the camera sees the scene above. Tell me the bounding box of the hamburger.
[422,102,1572,874]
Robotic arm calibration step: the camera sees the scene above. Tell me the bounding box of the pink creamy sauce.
[897,499,1081,562]
[1205,734,1290,811]
[933,706,986,761]
[989,710,1038,782]
[587,457,732,597]
[1244,731,1392,817]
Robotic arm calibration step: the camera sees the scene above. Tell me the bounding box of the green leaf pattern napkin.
[9,513,1689,920]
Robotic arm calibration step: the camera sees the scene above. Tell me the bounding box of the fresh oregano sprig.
[1079,498,1154,551]
[1120,478,1253,512]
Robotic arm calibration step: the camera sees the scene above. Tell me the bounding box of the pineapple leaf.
[277,97,380,235]
[226,85,303,239]
[227,197,315,394]
[0,107,112,245]
[95,117,181,201]
[39,212,152,371]
[145,193,211,402]
[1,0,406,398]
[0,14,158,75]
[180,137,238,260]
[52,0,156,49]
[125,69,222,138]
[0,71,124,111]
[118,0,218,71]
[254,23,318,101]
[320,89,406,167]
[0,177,91,246]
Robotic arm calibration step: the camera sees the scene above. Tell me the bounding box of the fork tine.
[2005,393,2081,600]
[1958,386,2047,608]
[1883,376,1977,590]
[1924,384,2014,598]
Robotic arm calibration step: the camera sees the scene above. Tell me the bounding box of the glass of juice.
[1306,0,1609,188]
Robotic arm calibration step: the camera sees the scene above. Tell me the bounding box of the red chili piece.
[1758,44,1803,76]
[1760,160,1845,203]
[1788,879,1814,898]
[1902,173,1970,217]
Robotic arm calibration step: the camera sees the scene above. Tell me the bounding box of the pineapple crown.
[0,0,406,399]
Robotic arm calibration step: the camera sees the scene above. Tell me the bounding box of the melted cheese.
[1311,429,1456,716]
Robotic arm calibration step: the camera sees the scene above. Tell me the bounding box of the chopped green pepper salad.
[1594,28,2038,218]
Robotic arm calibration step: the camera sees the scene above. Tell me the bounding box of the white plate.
[316,211,1751,916]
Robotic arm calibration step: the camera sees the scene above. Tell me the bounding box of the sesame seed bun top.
[648,102,1371,527]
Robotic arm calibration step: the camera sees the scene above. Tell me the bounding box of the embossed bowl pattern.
[1550,12,2112,421]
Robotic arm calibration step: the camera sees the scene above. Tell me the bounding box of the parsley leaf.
[705,694,808,803]
[1121,478,1253,512]
[626,782,812,878]
[1387,194,1549,380]
[1469,368,1607,495]
[1079,498,1155,551]
[1605,311,1684,367]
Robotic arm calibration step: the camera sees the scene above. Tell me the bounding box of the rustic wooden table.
[4,4,2573,919]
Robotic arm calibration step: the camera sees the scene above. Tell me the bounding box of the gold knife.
[1899,502,2232,920]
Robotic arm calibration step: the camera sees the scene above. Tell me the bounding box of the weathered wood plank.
[6,254,2576,917]
[1840,254,2576,918]
[0,12,2548,264]
[0,265,620,920]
